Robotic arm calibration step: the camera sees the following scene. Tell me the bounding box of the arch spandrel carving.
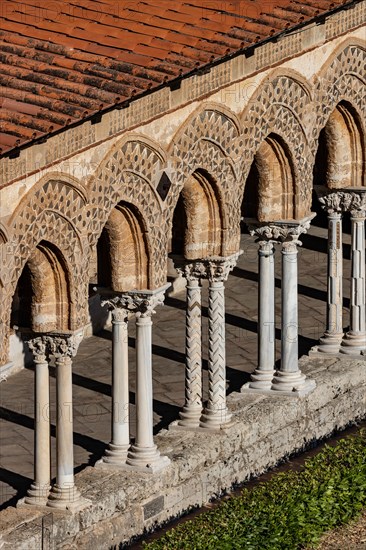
[89,138,168,288]
[166,108,242,255]
[312,44,366,149]
[238,74,313,215]
[0,210,88,364]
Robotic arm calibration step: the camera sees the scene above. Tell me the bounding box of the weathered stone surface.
[2,356,365,549]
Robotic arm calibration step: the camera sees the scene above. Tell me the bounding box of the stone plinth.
[1,355,365,549]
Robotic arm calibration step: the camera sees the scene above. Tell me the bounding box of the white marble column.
[99,296,133,465]
[243,225,276,390]
[200,254,240,429]
[47,332,89,510]
[341,192,366,355]
[271,217,316,395]
[126,284,171,473]
[173,260,204,428]
[25,337,51,505]
[316,191,353,353]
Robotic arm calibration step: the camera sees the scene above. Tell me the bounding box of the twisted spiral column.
[199,254,240,429]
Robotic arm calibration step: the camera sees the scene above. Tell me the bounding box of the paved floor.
[0,221,353,509]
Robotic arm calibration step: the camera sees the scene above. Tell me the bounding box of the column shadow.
[0,468,31,511]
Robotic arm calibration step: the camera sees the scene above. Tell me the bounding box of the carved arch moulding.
[88,137,168,288]
[0,210,87,365]
[312,42,366,149]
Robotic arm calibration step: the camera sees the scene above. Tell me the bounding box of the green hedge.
[143,430,366,549]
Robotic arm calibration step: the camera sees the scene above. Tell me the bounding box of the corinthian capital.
[47,332,83,358]
[349,191,366,218]
[246,214,315,247]
[127,283,171,318]
[101,294,136,322]
[318,191,354,214]
[27,336,49,361]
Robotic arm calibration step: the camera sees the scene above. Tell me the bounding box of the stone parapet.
[1,355,366,548]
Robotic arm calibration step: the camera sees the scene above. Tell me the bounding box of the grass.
[143,430,366,549]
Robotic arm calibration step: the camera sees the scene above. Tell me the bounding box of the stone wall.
[2,355,365,549]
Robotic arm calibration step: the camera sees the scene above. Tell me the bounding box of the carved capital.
[127,284,170,318]
[247,215,315,247]
[27,337,49,362]
[173,253,241,283]
[101,295,135,322]
[174,261,206,282]
[48,332,83,358]
[349,192,366,218]
[318,192,354,214]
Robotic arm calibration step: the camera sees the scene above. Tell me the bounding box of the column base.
[340,331,366,355]
[95,443,129,467]
[177,405,202,428]
[271,370,316,396]
[246,368,276,390]
[22,482,51,506]
[125,444,171,473]
[199,407,233,430]
[316,331,344,354]
[46,484,91,512]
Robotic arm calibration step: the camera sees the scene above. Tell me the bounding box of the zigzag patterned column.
[200,254,240,429]
[174,263,203,428]
[341,191,366,355]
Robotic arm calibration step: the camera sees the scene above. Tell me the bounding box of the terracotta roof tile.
[0,0,357,155]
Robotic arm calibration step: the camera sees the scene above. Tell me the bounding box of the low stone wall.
[2,355,366,549]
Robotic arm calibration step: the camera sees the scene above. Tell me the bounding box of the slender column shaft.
[318,212,344,352]
[200,280,231,428]
[25,349,51,504]
[281,241,298,372]
[272,239,308,392]
[179,277,202,427]
[102,310,130,463]
[341,211,366,354]
[126,286,171,472]
[48,352,83,509]
[55,356,75,488]
[135,315,154,448]
[249,241,275,388]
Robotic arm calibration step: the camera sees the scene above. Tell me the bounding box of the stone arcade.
[0,1,365,547]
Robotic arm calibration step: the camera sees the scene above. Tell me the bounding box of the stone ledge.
[1,356,366,549]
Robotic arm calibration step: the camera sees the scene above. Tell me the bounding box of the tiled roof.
[0,0,356,156]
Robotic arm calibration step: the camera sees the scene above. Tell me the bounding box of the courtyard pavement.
[0,220,353,509]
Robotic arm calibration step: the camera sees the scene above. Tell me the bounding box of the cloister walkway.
[0,222,352,509]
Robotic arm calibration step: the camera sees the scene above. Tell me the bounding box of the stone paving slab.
[0,226,354,511]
